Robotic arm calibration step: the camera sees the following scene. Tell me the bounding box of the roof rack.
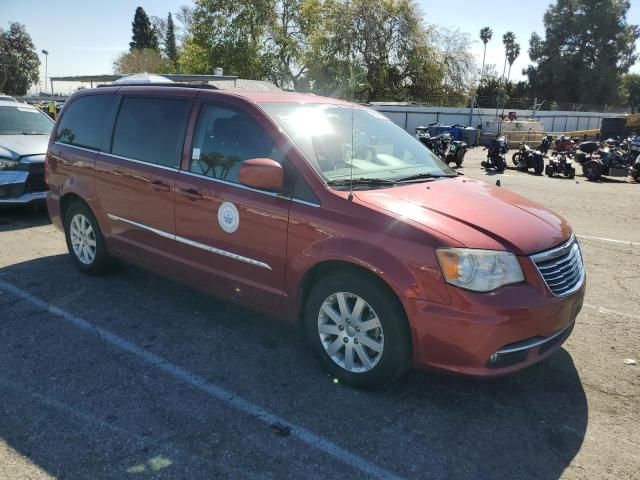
[97,82,218,90]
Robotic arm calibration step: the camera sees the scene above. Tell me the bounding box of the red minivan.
[46,84,585,388]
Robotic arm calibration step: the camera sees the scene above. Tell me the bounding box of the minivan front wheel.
[304,271,411,389]
[64,202,110,274]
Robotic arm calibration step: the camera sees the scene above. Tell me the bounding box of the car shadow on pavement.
[0,254,588,479]
[0,205,51,232]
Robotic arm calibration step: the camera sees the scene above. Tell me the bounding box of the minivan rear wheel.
[304,271,411,389]
[64,202,110,275]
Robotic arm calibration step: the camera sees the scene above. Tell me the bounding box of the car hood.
[0,134,49,160]
[354,177,571,255]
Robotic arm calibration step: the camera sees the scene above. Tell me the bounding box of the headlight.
[436,248,524,292]
[0,158,19,170]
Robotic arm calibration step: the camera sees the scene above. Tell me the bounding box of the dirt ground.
[0,148,638,479]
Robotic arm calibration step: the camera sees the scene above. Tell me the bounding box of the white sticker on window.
[192,148,200,160]
[17,107,38,113]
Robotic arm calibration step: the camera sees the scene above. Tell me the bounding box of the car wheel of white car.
[304,270,411,389]
[64,202,110,275]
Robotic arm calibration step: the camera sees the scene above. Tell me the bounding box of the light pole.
[41,50,49,95]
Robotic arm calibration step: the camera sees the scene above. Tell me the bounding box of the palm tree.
[501,31,516,81]
[479,27,493,79]
[506,42,521,82]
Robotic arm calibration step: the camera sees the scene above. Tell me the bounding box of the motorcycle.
[511,141,545,174]
[555,135,577,155]
[415,128,467,167]
[537,135,553,155]
[438,133,468,167]
[481,135,508,172]
[573,141,600,165]
[545,153,575,179]
[582,139,640,181]
[415,127,445,158]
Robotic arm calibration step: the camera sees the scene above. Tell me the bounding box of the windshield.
[259,103,455,185]
[0,105,54,135]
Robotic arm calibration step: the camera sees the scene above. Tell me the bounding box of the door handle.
[151,180,171,192]
[179,187,203,200]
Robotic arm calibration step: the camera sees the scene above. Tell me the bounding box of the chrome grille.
[531,236,585,297]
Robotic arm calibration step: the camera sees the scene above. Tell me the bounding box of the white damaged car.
[0,100,54,205]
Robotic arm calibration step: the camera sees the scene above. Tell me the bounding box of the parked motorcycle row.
[415,126,640,183]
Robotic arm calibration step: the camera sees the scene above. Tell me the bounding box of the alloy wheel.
[317,292,384,373]
[69,213,97,265]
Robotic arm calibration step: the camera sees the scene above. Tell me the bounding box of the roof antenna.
[348,108,354,201]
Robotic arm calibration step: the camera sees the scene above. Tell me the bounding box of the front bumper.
[404,280,585,376]
[0,190,48,205]
[0,167,48,205]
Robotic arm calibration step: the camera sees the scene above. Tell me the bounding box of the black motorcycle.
[415,126,444,158]
[511,141,545,174]
[545,153,575,179]
[437,133,468,167]
[415,128,467,166]
[481,135,508,172]
[582,138,640,181]
[573,141,600,165]
[538,135,553,155]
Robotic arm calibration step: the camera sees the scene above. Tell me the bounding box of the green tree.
[526,0,639,105]
[505,41,520,82]
[130,7,159,51]
[165,13,178,69]
[113,48,169,74]
[0,22,40,95]
[264,0,324,90]
[189,0,273,79]
[310,0,444,102]
[620,73,640,112]
[479,27,492,78]
[501,31,516,81]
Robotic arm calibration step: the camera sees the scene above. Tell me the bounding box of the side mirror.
[238,158,284,192]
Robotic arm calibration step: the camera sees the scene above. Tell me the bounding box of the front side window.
[55,95,111,149]
[111,97,190,168]
[189,103,283,183]
[0,105,53,136]
[259,103,456,186]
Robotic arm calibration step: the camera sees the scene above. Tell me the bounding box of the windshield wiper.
[327,177,397,188]
[395,173,456,183]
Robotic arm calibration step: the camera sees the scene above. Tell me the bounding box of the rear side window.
[111,97,190,168]
[189,103,284,183]
[56,95,112,150]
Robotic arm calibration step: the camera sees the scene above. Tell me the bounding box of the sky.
[2,0,640,93]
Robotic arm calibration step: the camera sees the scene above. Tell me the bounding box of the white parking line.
[577,234,640,247]
[583,304,640,321]
[0,279,403,480]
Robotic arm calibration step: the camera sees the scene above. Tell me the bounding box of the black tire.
[64,201,111,275]
[582,160,602,182]
[303,270,411,389]
[511,152,520,166]
[495,156,506,172]
[455,151,465,167]
[568,167,576,179]
[534,156,544,175]
[545,164,553,177]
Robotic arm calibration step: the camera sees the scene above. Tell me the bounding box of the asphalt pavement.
[0,149,638,479]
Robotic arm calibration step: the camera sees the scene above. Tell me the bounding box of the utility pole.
[41,49,49,95]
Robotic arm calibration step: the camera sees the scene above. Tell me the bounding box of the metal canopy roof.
[50,73,238,83]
